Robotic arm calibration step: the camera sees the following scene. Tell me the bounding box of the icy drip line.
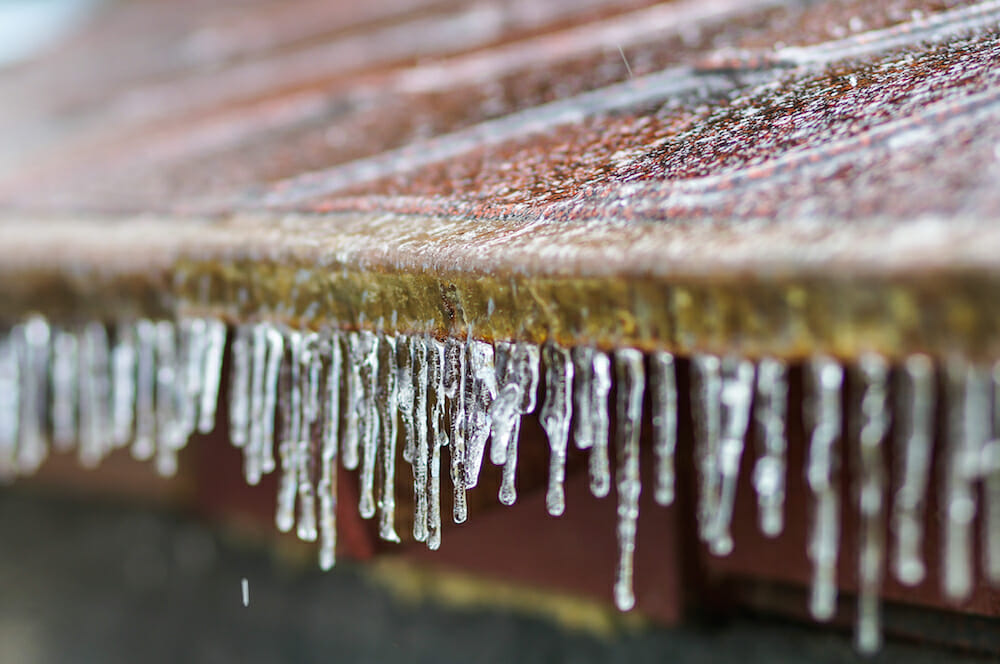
[3,316,1000,652]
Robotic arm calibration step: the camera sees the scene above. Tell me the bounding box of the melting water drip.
[6,312,1000,654]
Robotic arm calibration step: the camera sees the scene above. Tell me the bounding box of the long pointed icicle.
[444,337,467,523]
[261,326,284,475]
[342,331,364,471]
[753,358,788,538]
[412,337,430,543]
[0,333,18,479]
[50,328,78,452]
[296,332,321,542]
[804,356,844,622]
[464,340,496,489]
[17,317,50,474]
[132,320,157,461]
[177,318,207,444]
[358,331,380,520]
[318,332,342,571]
[244,325,268,484]
[572,347,596,450]
[613,348,645,612]
[197,319,227,434]
[377,335,401,542]
[110,324,137,450]
[707,357,754,556]
[854,354,890,655]
[397,335,415,465]
[651,352,677,506]
[541,343,573,517]
[276,330,303,534]
[691,355,722,543]
[985,363,1000,585]
[891,355,935,586]
[228,325,252,449]
[942,358,989,601]
[80,322,110,470]
[427,338,447,549]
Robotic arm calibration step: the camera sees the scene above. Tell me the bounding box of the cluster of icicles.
[2,314,1000,653]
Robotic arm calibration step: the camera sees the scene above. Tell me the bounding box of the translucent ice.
[541,344,573,517]
[651,352,677,506]
[753,358,788,538]
[613,349,644,612]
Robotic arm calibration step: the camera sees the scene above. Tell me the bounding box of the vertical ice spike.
[651,352,677,506]
[244,324,268,484]
[613,348,645,612]
[489,342,517,467]
[318,331,342,570]
[891,355,935,586]
[707,357,754,556]
[397,336,415,464]
[197,319,226,434]
[854,354,890,655]
[17,316,50,474]
[0,330,18,479]
[296,332,321,542]
[261,326,284,475]
[985,363,1000,584]
[377,335,401,543]
[753,358,788,538]
[341,332,364,471]
[691,354,722,542]
[942,358,989,601]
[573,347,612,499]
[50,328,78,452]
[427,337,447,549]
[80,321,110,471]
[132,320,157,461]
[499,343,540,506]
[412,336,430,543]
[177,318,207,443]
[228,325,252,449]
[276,330,303,534]
[804,356,844,621]
[358,331,380,520]
[464,340,497,489]
[444,337,467,523]
[572,347,595,449]
[541,343,573,516]
[111,323,137,449]
[154,320,182,476]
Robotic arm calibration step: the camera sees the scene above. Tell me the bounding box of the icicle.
[854,354,890,655]
[0,331,18,479]
[691,354,722,542]
[358,331,380,520]
[496,342,539,506]
[132,320,156,461]
[942,358,989,601]
[753,358,788,538]
[804,356,844,622]
[177,318,208,443]
[244,325,268,484]
[985,363,1000,585]
[651,352,677,506]
[412,336,430,543]
[50,328,78,452]
[276,330,303,534]
[444,337,468,523]
[706,357,754,556]
[296,332,321,542]
[613,348,645,612]
[318,331,342,570]
[341,332,364,471]
[261,326,284,475]
[80,321,111,471]
[228,325,252,449]
[891,355,935,586]
[377,334,401,543]
[488,343,517,467]
[541,343,573,517]
[197,319,226,434]
[427,337,447,549]
[17,316,50,474]
[573,347,612,499]
[110,324,137,449]
[397,336,415,464]
[464,340,496,489]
